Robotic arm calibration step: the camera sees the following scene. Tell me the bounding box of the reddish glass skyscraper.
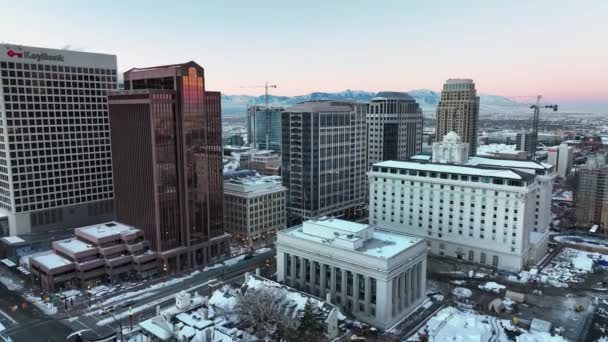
[108,62,228,272]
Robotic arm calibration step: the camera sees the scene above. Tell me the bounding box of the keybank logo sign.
[6,48,64,62]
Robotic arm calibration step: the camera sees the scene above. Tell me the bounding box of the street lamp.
[129,306,133,331]
[87,285,92,307]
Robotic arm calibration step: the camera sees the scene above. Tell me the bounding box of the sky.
[2,0,607,105]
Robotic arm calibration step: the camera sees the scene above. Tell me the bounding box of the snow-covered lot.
[407,306,567,342]
[539,248,604,287]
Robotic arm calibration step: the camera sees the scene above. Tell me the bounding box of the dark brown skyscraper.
[108,62,228,272]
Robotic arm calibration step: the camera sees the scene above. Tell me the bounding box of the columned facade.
[276,219,427,330]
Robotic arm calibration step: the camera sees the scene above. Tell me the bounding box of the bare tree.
[236,286,289,338]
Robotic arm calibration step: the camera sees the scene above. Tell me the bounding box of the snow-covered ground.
[452,287,472,299]
[554,235,608,252]
[539,248,603,287]
[0,275,23,291]
[408,306,567,342]
[25,294,57,315]
[478,282,506,293]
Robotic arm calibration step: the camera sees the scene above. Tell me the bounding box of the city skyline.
[2,0,607,106]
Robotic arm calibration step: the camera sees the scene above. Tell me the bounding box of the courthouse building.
[276,217,427,329]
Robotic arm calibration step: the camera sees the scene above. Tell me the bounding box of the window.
[480,253,486,264]
[468,251,474,261]
[492,255,499,267]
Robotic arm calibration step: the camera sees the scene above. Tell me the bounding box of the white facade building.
[0,44,117,235]
[369,150,554,272]
[546,143,574,178]
[276,217,427,329]
[432,131,469,164]
[223,176,287,247]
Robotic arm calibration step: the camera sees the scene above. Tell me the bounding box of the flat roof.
[1,236,26,245]
[466,156,552,170]
[77,222,139,239]
[307,217,369,234]
[31,253,73,270]
[55,238,96,254]
[282,224,421,259]
[373,160,529,181]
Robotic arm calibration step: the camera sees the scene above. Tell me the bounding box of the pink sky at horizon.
[1,1,606,106]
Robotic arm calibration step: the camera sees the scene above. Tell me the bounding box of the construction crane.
[529,95,558,160]
[241,82,277,149]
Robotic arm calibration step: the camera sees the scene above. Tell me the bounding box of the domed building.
[431,131,470,164]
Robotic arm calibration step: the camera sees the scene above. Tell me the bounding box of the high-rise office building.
[366,92,423,168]
[575,154,608,231]
[435,79,480,156]
[247,105,284,152]
[0,44,117,236]
[281,101,367,223]
[108,62,229,272]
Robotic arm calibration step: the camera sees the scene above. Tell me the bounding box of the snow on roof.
[32,253,73,270]
[178,325,196,339]
[1,236,25,245]
[139,318,172,340]
[307,217,368,234]
[283,222,421,259]
[176,312,214,330]
[55,238,95,254]
[466,156,552,171]
[373,160,527,180]
[477,144,519,154]
[410,154,432,161]
[77,222,139,239]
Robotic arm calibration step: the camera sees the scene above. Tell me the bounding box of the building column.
[330,266,336,300]
[319,263,326,297]
[276,252,285,282]
[405,267,413,306]
[310,261,317,294]
[299,257,306,288]
[340,269,347,308]
[353,273,360,311]
[399,271,406,310]
[290,255,296,287]
[364,276,371,315]
[409,267,415,304]
[376,279,392,321]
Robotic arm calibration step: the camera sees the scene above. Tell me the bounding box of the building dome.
[443,131,461,144]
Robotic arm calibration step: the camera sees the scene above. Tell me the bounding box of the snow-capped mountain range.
[221,89,530,116]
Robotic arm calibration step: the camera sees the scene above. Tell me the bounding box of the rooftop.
[55,238,96,254]
[466,156,553,171]
[285,101,355,113]
[1,236,26,245]
[371,91,415,102]
[373,160,532,181]
[224,175,286,196]
[31,253,73,270]
[76,222,139,239]
[281,219,421,259]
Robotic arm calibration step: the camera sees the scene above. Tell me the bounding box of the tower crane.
[529,95,558,160]
[241,82,277,149]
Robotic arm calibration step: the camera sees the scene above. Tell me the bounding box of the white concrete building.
[0,44,117,235]
[223,175,287,247]
[546,143,574,178]
[276,217,427,330]
[369,150,555,272]
[432,131,469,164]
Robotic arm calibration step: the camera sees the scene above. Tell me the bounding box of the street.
[0,249,274,341]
